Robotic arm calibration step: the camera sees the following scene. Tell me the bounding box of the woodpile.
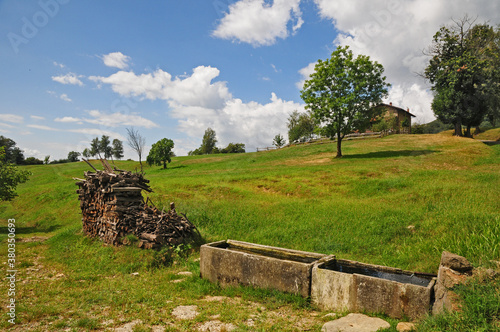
[75,159,199,249]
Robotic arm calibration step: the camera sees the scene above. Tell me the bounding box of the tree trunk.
[163,160,166,169]
[336,132,342,158]
[454,121,463,136]
[465,125,472,138]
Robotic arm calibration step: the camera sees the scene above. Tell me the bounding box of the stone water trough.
[200,240,326,297]
[201,240,438,320]
[311,257,437,320]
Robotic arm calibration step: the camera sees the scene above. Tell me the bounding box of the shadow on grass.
[166,165,187,170]
[481,141,500,146]
[344,150,439,159]
[0,224,61,235]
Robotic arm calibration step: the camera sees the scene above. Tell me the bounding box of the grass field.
[1,132,499,331]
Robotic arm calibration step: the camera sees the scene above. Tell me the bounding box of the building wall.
[384,107,412,134]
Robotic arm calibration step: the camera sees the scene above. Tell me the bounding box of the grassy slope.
[474,127,500,141]
[142,133,498,271]
[0,132,499,331]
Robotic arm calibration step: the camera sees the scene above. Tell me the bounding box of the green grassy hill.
[1,132,499,331]
[475,127,500,141]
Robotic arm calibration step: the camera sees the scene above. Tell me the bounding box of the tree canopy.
[300,46,390,157]
[67,151,81,162]
[189,128,245,155]
[82,148,91,159]
[425,17,500,136]
[90,137,101,159]
[287,111,316,143]
[0,147,30,201]
[99,135,112,159]
[0,135,25,165]
[220,143,245,154]
[24,157,43,165]
[200,128,217,155]
[273,134,286,148]
[112,139,124,160]
[86,136,124,161]
[147,138,175,169]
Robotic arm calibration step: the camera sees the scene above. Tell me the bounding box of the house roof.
[377,103,416,117]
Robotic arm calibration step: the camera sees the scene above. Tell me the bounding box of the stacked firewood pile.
[75,159,199,249]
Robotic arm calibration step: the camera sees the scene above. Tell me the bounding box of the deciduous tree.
[425,17,499,136]
[301,46,390,157]
[146,138,174,169]
[99,135,113,159]
[126,128,146,170]
[0,147,30,201]
[220,143,245,153]
[90,137,101,158]
[287,111,316,143]
[112,139,124,160]
[67,151,81,162]
[24,157,43,165]
[82,148,91,159]
[200,128,217,155]
[0,136,25,165]
[273,134,286,148]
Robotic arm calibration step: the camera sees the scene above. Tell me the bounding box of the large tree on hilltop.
[425,17,499,136]
[300,46,390,158]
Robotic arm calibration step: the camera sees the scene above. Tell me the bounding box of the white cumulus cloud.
[212,0,303,46]
[51,73,84,86]
[172,93,304,152]
[23,148,43,159]
[310,0,500,123]
[101,52,131,69]
[90,64,304,151]
[296,62,316,90]
[90,66,232,110]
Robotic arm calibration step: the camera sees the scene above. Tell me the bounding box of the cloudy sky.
[0,0,498,159]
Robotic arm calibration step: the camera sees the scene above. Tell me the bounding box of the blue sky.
[0,0,498,159]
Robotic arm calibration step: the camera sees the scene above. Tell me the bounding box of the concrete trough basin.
[311,257,436,320]
[200,240,327,297]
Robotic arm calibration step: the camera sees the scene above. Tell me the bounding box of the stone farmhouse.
[374,102,416,134]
